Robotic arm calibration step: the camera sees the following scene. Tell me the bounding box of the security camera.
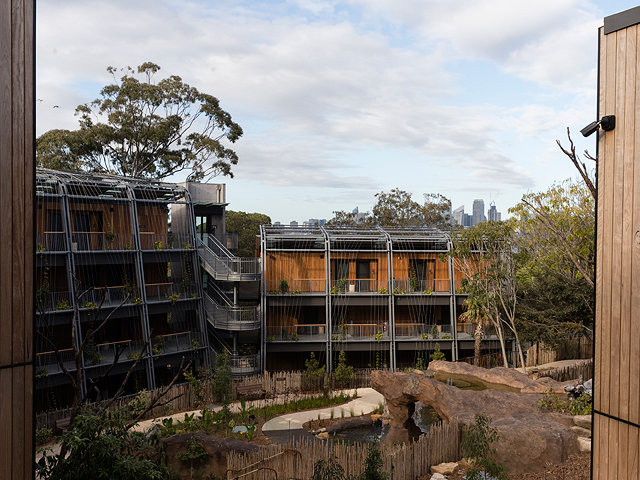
[581,115,616,137]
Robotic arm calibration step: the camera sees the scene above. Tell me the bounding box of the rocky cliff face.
[370,368,580,476]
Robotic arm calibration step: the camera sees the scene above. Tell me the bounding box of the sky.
[35,0,640,224]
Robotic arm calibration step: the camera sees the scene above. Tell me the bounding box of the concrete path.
[262,388,384,443]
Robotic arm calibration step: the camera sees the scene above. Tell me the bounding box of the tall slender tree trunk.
[495,320,509,368]
[474,323,483,365]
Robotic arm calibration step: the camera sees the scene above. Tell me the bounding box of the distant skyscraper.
[488,202,501,222]
[453,205,465,226]
[472,199,486,226]
[290,221,298,227]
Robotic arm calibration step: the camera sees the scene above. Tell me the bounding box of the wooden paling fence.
[537,359,594,382]
[226,421,461,480]
[525,338,593,367]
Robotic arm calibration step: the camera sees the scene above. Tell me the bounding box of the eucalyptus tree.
[37,62,243,181]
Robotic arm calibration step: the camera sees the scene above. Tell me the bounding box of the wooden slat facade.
[594,12,640,478]
[0,0,35,478]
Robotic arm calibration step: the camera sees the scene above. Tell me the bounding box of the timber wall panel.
[0,0,35,478]
[595,19,640,479]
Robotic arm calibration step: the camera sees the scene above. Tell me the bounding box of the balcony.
[266,324,327,342]
[71,232,135,252]
[331,323,390,341]
[151,331,205,357]
[330,279,388,294]
[36,348,76,375]
[230,352,261,375]
[36,232,66,252]
[266,279,326,294]
[456,323,499,340]
[198,241,261,281]
[36,291,73,313]
[204,294,260,331]
[145,283,198,303]
[139,233,194,251]
[80,286,140,308]
[83,340,146,367]
[395,324,453,340]
[392,278,451,294]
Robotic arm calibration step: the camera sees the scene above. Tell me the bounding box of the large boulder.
[162,433,271,478]
[371,370,579,476]
[427,360,575,393]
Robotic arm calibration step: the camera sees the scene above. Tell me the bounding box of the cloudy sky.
[36,0,637,223]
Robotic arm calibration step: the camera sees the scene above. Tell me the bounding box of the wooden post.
[593,6,640,479]
[0,0,35,478]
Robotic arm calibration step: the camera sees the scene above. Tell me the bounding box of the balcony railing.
[331,323,390,341]
[145,283,198,303]
[36,291,73,313]
[266,279,326,294]
[71,232,135,252]
[139,233,194,251]
[456,323,499,339]
[83,340,146,367]
[197,239,260,281]
[394,324,453,339]
[36,348,76,375]
[392,278,450,294]
[204,294,260,330]
[36,232,66,252]
[230,352,261,375]
[80,286,140,308]
[266,324,327,342]
[151,331,205,356]
[330,279,387,293]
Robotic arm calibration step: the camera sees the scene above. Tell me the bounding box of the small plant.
[341,409,345,419]
[123,242,132,250]
[441,334,452,339]
[430,324,439,339]
[192,339,201,350]
[35,427,52,446]
[162,417,176,436]
[279,278,289,293]
[330,286,340,295]
[410,273,420,292]
[105,223,116,243]
[177,434,209,479]
[128,389,149,417]
[166,292,181,304]
[154,240,163,251]
[202,409,213,435]
[392,287,406,295]
[126,351,142,360]
[281,326,289,341]
[244,422,257,441]
[37,243,46,252]
[36,367,49,379]
[337,278,347,292]
[266,335,275,343]
[81,301,97,310]
[423,289,433,295]
[430,343,446,361]
[349,406,354,417]
[375,330,383,341]
[291,331,299,341]
[378,287,388,294]
[421,333,429,340]
[133,296,143,305]
[334,350,354,387]
[291,288,301,295]
[361,444,389,480]
[330,408,335,420]
[55,299,71,310]
[152,335,165,357]
[461,413,509,480]
[191,293,198,299]
[332,334,340,341]
[416,352,425,371]
[182,242,193,250]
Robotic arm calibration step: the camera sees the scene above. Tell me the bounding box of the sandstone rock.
[414,369,424,375]
[317,432,329,440]
[571,425,591,438]
[427,360,575,394]
[370,414,382,422]
[383,419,390,425]
[162,433,267,478]
[325,416,372,434]
[431,462,458,475]
[457,458,474,468]
[430,473,447,480]
[577,436,591,453]
[371,370,579,476]
[573,415,592,429]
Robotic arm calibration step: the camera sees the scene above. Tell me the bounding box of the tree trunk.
[495,320,509,368]
[474,323,483,365]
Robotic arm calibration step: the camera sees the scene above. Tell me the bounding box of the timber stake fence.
[226,420,462,480]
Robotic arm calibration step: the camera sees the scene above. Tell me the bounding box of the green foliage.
[360,444,388,480]
[152,335,165,357]
[303,352,326,391]
[36,427,52,446]
[310,457,356,480]
[334,350,354,387]
[37,62,243,182]
[280,279,289,293]
[154,241,163,251]
[535,388,592,415]
[461,413,509,480]
[429,343,446,362]
[165,292,180,305]
[55,299,71,310]
[225,211,271,257]
[243,422,257,442]
[338,278,347,292]
[129,389,149,417]
[415,353,425,371]
[81,301,97,310]
[214,351,233,405]
[36,409,168,480]
[410,273,420,292]
[266,335,275,343]
[377,287,388,294]
[177,434,208,479]
[430,324,439,339]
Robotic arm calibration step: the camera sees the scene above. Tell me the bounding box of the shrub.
[128,389,149,417]
[429,343,446,361]
[461,413,508,480]
[36,427,52,446]
[334,350,354,388]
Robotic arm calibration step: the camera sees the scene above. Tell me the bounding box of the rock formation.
[370,370,579,476]
[427,360,575,393]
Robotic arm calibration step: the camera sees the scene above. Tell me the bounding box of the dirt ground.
[437,453,591,480]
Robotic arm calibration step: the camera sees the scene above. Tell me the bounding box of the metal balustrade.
[70,232,135,252]
[203,293,260,331]
[197,238,260,281]
[266,279,326,294]
[79,286,140,308]
[330,279,387,293]
[266,324,327,342]
[392,278,451,293]
[36,348,76,375]
[331,323,390,340]
[36,291,73,313]
[139,233,194,251]
[36,232,66,252]
[230,352,261,375]
[145,283,198,303]
[151,331,205,356]
[394,324,453,339]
